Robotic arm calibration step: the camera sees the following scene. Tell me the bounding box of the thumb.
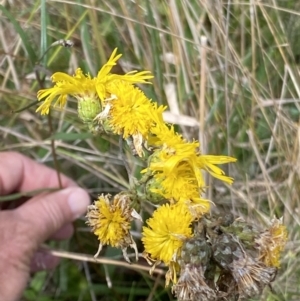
[15,187,90,244]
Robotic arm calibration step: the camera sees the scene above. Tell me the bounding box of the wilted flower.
[174,264,217,301]
[212,233,277,299]
[174,237,216,301]
[169,214,283,300]
[256,217,288,268]
[86,193,141,262]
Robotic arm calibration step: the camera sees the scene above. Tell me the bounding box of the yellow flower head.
[255,217,288,268]
[144,118,237,187]
[148,123,185,148]
[142,202,193,266]
[95,48,153,101]
[146,161,211,217]
[102,80,166,156]
[142,147,236,226]
[86,193,141,262]
[147,142,198,178]
[36,48,153,118]
[107,82,154,139]
[36,68,99,116]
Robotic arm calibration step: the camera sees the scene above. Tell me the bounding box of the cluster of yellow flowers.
[36,48,287,298]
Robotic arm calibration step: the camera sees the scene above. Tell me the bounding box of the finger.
[31,225,74,272]
[30,249,60,272]
[50,223,74,240]
[0,151,76,196]
[15,187,90,246]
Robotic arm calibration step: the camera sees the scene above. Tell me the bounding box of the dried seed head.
[229,257,276,298]
[180,237,212,267]
[255,217,287,268]
[173,235,217,301]
[212,233,277,299]
[212,233,242,270]
[173,264,217,301]
[221,218,258,248]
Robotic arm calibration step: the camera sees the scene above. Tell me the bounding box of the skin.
[0,152,90,301]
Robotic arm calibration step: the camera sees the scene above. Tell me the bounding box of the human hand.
[0,152,90,301]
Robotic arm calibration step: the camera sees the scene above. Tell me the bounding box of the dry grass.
[1,0,300,300]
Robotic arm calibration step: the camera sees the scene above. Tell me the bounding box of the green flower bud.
[145,177,165,204]
[78,97,102,123]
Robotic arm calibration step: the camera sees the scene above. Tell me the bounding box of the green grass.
[1,0,299,300]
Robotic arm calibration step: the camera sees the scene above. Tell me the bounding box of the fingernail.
[67,188,90,219]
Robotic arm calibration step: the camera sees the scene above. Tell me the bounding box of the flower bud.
[78,97,102,123]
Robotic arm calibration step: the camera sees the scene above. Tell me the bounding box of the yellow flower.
[146,120,237,185]
[36,48,153,116]
[36,68,98,115]
[256,217,288,268]
[195,155,237,184]
[147,162,211,217]
[142,203,193,266]
[148,123,186,148]
[149,144,198,176]
[102,80,166,156]
[86,193,141,262]
[105,81,153,137]
[144,136,236,191]
[95,48,153,102]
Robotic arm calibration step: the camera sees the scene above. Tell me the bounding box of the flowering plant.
[36,48,287,301]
